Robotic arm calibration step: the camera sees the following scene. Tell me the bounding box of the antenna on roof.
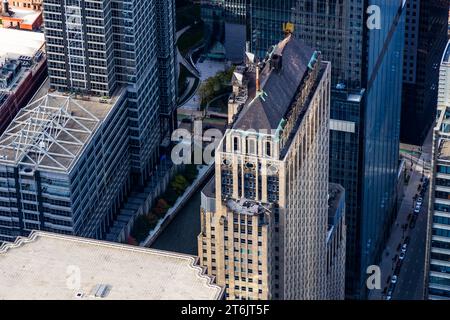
[256,64,260,92]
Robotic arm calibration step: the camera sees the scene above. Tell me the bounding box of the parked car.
[401,243,407,253]
[417,197,423,206]
[414,203,421,214]
[391,275,398,284]
[386,294,392,300]
[399,251,406,260]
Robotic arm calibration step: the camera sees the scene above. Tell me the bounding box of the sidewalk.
[369,129,432,300]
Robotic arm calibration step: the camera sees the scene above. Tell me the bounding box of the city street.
[369,128,433,300]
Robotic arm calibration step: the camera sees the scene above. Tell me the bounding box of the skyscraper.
[198,34,345,300]
[401,0,450,145]
[424,40,450,300]
[0,0,177,243]
[249,0,406,298]
[44,0,177,184]
[201,0,248,62]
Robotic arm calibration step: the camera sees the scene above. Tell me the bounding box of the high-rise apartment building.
[0,0,177,243]
[401,0,450,145]
[198,34,345,300]
[249,0,406,298]
[424,41,450,300]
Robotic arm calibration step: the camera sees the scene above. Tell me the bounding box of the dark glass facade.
[249,0,406,298]
[400,0,450,145]
[202,0,248,62]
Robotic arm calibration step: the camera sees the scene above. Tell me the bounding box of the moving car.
[399,251,406,260]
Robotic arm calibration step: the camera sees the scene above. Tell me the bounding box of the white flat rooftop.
[0,232,223,300]
[0,28,45,62]
[1,8,41,25]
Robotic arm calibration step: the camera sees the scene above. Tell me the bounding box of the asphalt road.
[392,184,428,300]
[369,128,432,300]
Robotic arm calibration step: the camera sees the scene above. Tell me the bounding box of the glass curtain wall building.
[0,0,177,243]
[401,0,450,145]
[44,0,177,184]
[202,0,249,62]
[249,0,406,298]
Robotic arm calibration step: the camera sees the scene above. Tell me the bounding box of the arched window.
[266,141,272,157]
[233,136,239,152]
[247,139,256,155]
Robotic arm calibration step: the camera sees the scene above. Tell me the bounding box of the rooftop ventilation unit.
[91,284,111,298]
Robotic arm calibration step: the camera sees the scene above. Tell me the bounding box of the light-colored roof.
[0,28,45,62]
[1,8,41,25]
[0,231,223,300]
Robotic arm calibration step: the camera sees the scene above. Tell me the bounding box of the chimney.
[256,64,260,92]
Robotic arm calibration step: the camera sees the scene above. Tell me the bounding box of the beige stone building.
[198,34,345,300]
[7,0,42,11]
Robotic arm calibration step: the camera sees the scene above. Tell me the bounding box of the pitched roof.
[234,36,316,131]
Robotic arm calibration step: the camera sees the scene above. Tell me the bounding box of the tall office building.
[249,0,406,298]
[44,0,177,183]
[0,0,177,243]
[201,0,248,62]
[198,34,345,300]
[401,0,450,145]
[425,41,450,300]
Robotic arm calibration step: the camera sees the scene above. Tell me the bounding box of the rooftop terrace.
[0,28,45,62]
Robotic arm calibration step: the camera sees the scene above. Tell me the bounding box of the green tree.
[171,175,189,195]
